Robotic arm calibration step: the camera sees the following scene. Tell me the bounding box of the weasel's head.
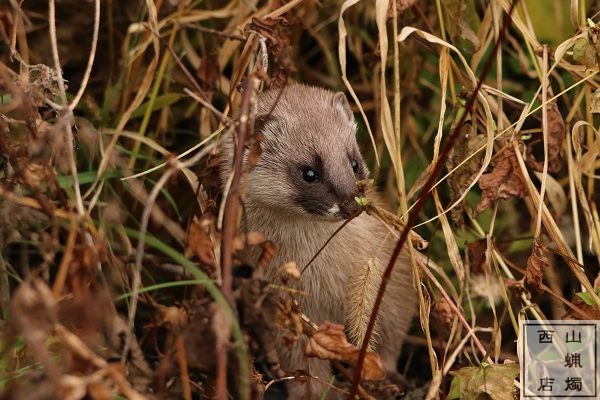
[224,84,369,222]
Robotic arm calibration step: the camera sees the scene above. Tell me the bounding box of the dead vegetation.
[0,0,599,399]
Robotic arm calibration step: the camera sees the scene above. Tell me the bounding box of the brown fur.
[220,84,416,399]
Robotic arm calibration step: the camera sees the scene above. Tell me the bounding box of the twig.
[347,2,520,398]
[51,218,78,298]
[48,0,85,217]
[217,76,256,400]
[176,335,193,400]
[0,186,80,221]
[54,324,147,400]
[68,0,100,111]
[301,212,359,274]
[183,88,231,124]
[156,32,232,124]
[185,23,246,41]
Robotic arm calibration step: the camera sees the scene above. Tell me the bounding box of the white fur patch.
[327,204,340,215]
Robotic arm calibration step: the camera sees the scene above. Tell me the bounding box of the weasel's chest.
[244,216,383,324]
[265,233,376,325]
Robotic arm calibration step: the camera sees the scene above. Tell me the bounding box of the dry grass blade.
[338,0,380,166]
[90,0,160,196]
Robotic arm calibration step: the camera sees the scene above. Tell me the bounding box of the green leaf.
[130,93,182,120]
[442,0,481,52]
[354,196,368,207]
[449,363,520,399]
[56,170,122,188]
[576,289,600,305]
[573,37,589,63]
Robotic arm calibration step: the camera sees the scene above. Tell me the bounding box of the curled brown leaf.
[526,102,566,173]
[245,16,298,88]
[232,231,277,267]
[446,125,487,225]
[467,238,490,275]
[476,147,528,213]
[278,261,300,283]
[504,278,527,295]
[305,322,385,381]
[433,297,455,327]
[186,218,215,267]
[276,298,303,341]
[386,0,417,19]
[525,239,550,294]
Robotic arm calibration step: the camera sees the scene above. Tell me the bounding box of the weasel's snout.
[338,198,361,219]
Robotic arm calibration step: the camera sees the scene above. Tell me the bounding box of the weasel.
[220,84,417,398]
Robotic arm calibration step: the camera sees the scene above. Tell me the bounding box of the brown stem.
[217,77,256,400]
[347,2,520,398]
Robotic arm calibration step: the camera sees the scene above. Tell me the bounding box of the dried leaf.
[246,132,264,169]
[386,0,417,19]
[232,231,276,267]
[186,218,215,267]
[467,238,489,275]
[157,305,188,335]
[526,102,566,173]
[572,37,589,62]
[245,16,298,88]
[305,322,385,381]
[232,231,266,251]
[447,124,487,225]
[87,381,115,400]
[257,240,277,267]
[361,380,401,399]
[197,55,219,92]
[476,148,528,213]
[278,261,300,282]
[56,374,89,400]
[433,297,454,326]
[591,88,600,113]
[276,298,303,341]
[563,293,600,320]
[525,239,550,294]
[504,278,527,295]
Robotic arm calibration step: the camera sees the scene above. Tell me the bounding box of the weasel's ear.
[332,92,354,123]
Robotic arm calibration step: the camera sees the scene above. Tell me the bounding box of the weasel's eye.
[351,159,359,173]
[302,167,319,183]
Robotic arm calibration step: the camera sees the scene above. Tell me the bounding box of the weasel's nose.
[339,198,361,219]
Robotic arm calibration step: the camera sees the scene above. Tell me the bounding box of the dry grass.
[0,0,599,399]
